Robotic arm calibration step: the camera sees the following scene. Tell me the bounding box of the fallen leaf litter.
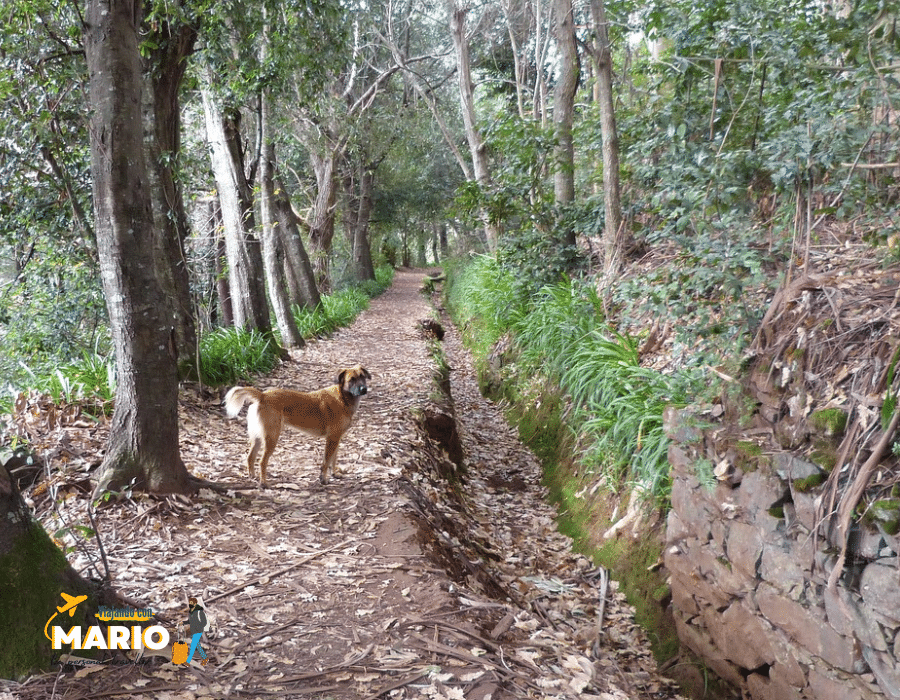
[5,270,683,700]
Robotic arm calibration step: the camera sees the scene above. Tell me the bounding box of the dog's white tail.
[224,387,264,417]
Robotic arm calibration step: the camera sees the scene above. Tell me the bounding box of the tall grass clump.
[198,327,280,387]
[447,257,697,503]
[562,330,693,500]
[444,255,527,356]
[510,277,693,500]
[14,349,117,411]
[512,279,604,379]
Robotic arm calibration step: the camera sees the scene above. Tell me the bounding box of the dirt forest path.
[10,269,681,700]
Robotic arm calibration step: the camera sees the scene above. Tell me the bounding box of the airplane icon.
[57,592,88,616]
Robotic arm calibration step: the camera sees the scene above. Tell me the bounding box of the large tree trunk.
[259,80,304,348]
[448,2,500,252]
[207,198,234,327]
[0,460,95,677]
[308,148,338,291]
[85,0,192,496]
[352,164,376,282]
[552,0,579,243]
[273,176,321,310]
[201,84,270,332]
[142,15,198,377]
[589,0,624,280]
[341,158,359,256]
[340,152,378,284]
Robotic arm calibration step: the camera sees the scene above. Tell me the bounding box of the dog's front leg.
[320,435,342,484]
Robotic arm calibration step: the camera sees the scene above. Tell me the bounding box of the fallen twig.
[360,671,429,700]
[405,631,540,689]
[204,538,355,605]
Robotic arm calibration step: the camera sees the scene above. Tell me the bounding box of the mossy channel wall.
[665,407,900,700]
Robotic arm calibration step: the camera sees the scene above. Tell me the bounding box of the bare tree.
[259,18,304,348]
[201,78,271,332]
[306,138,340,290]
[588,0,623,279]
[533,0,552,123]
[448,1,500,251]
[552,0,579,245]
[85,0,192,496]
[273,176,322,310]
[343,157,377,282]
[502,0,533,118]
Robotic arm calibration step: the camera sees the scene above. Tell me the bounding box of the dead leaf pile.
[4,270,682,700]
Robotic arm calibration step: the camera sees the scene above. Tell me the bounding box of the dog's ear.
[361,367,371,379]
[335,369,347,387]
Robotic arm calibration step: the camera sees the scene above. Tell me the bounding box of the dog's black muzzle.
[349,385,367,397]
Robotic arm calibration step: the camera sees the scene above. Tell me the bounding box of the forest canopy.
[0,0,897,403]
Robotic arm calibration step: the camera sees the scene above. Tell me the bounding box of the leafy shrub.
[14,347,115,410]
[197,327,280,387]
[444,254,527,356]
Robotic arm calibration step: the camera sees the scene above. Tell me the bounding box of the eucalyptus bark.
[448,3,500,252]
[308,148,338,291]
[273,176,321,310]
[533,0,551,123]
[589,0,624,279]
[201,84,270,332]
[342,160,359,255]
[552,0,579,233]
[502,0,530,118]
[207,198,234,327]
[352,164,376,282]
[259,85,303,348]
[85,0,192,496]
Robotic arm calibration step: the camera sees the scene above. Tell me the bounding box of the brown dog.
[225,365,371,486]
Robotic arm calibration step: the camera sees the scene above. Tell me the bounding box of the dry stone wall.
[664,407,900,700]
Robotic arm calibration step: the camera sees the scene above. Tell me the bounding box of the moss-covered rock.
[793,472,827,492]
[0,514,94,679]
[810,408,848,437]
[863,498,900,536]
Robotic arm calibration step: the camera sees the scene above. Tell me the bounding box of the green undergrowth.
[3,266,396,416]
[292,265,393,339]
[444,254,686,664]
[202,265,394,387]
[445,254,700,504]
[480,356,679,663]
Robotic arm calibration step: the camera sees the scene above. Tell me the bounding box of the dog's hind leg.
[246,436,262,481]
[257,418,282,487]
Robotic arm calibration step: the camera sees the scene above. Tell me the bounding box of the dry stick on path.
[405,631,540,690]
[360,671,429,700]
[204,537,356,605]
